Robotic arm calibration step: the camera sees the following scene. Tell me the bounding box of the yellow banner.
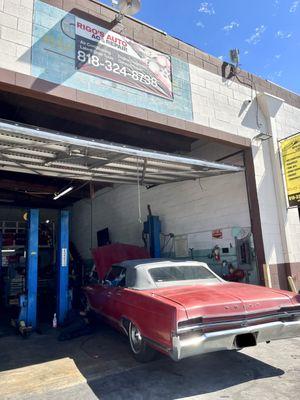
[280,133,300,207]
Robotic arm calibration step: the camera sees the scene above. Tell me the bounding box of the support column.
[57,210,70,325]
[26,209,39,329]
[256,93,293,288]
[244,149,266,285]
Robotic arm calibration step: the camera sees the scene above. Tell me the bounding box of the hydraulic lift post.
[25,209,39,329]
[143,205,161,258]
[56,210,70,325]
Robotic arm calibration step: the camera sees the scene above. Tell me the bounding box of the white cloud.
[196,21,205,28]
[246,25,267,45]
[274,54,281,59]
[218,55,224,60]
[267,70,283,81]
[289,1,299,12]
[276,30,292,38]
[244,50,249,55]
[270,70,283,79]
[198,2,215,15]
[272,1,280,16]
[223,21,239,32]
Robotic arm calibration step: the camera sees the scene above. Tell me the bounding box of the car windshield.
[148,265,219,284]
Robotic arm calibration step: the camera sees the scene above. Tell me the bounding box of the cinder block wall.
[0,0,33,74]
[71,168,256,280]
[189,64,268,139]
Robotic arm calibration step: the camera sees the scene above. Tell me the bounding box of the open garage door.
[0,119,243,186]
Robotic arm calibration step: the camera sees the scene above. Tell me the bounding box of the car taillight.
[178,317,203,330]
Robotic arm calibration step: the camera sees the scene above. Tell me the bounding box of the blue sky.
[100,0,300,94]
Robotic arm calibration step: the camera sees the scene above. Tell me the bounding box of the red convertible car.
[83,259,300,362]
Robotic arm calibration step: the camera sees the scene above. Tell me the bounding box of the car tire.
[128,322,156,363]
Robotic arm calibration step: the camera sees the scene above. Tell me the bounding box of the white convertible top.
[113,259,221,290]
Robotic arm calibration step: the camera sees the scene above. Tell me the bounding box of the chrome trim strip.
[177,311,300,333]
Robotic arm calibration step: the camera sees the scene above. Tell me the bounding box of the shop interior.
[0,90,258,336]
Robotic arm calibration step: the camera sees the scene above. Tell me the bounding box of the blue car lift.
[18,209,70,330]
[56,210,70,325]
[19,209,39,330]
[143,205,161,258]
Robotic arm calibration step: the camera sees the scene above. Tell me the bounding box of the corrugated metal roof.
[0,119,244,185]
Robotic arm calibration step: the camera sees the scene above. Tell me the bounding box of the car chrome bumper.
[170,320,300,361]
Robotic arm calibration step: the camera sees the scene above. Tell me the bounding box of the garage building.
[0,0,299,332]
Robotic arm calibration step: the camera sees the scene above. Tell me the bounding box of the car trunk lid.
[153,282,293,319]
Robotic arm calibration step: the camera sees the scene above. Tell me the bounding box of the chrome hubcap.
[130,324,142,353]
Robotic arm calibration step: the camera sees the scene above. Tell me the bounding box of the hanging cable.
[136,157,142,223]
[90,196,93,250]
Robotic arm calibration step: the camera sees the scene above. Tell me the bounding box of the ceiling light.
[2,249,16,253]
[53,186,73,200]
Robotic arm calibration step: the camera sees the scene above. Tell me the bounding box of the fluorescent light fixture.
[1,249,16,253]
[53,186,73,200]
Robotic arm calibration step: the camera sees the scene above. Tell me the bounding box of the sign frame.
[278,132,300,209]
[74,16,174,100]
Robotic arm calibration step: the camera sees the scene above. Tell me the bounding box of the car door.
[102,265,126,324]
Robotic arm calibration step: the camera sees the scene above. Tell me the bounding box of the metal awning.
[0,119,244,186]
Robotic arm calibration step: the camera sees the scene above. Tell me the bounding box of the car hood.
[152,282,294,319]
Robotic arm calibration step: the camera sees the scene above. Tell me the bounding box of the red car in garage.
[83,259,300,362]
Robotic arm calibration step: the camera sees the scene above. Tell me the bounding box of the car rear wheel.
[128,322,156,362]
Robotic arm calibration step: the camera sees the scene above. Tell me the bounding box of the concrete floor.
[0,323,299,400]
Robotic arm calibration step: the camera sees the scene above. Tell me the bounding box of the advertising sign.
[75,17,173,100]
[279,133,300,207]
[212,229,223,239]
